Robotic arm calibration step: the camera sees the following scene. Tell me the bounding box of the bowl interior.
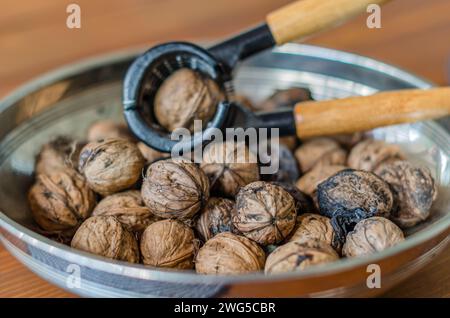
[0,44,449,282]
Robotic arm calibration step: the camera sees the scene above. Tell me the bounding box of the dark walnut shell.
[296,164,348,209]
[261,144,300,184]
[28,168,96,235]
[271,182,316,214]
[259,87,312,111]
[317,169,394,244]
[265,239,339,274]
[195,197,239,241]
[233,181,296,245]
[343,217,404,257]
[137,142,168,164]
[288,213,339,250]
[92,190,161,232]
[347,139,405,172]
[78,138,145,196]
[195,232,265,275]
[154,68,224,132]
[35,136,85,175]
[294,137,347,173]
[141,158,209,220]
[200,141,259,197]
[71,215,139,263]
[87,120,134,142]
[375,161,437,228]
[140,219,196,269]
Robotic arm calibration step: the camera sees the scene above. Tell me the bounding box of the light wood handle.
[267,0,391,45]
[294,87,450,138]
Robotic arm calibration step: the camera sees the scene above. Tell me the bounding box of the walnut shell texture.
[288,213,338,249]
[28,168,96,234]
[140,219,196,269]
[347,139,405,172]
[265,240,339,274]
[261,144,300,184]
[35,136,85,175]
[234,181,296,245]
[271,182,316,214]
[137,142,168,163]
[343,217,405,257]
[201,141,259,197]
[317,169,394,244]
[296,164,348,209]
[87,120,134,142]
[154,68,224,132]
[71,215,139,262]
[195,197,239,241]
[375,161,437,228]
[195,232,265,275]
[92,190,160,232]
[78,138,145,196]
[295,137,347,173]
[141,159,209,220]
[259,87,312,111]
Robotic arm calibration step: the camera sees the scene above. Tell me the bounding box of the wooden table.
[0,0,449,298]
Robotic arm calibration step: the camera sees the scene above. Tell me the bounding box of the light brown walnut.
[78,138,145,196]
[141,158,209,220]
[195,232,265,275]
[87,120,134,142]
[265,240,339,274]
[343,217,405,257]
[28,168,96,235]
[233,181,296,245]
[140,219,196,269]
[71,215,139,263]
[92,190,161,232]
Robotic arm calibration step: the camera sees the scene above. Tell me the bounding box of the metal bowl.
[0,44,449,297]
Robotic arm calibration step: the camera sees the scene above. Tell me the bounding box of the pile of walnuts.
[28,80,438,275]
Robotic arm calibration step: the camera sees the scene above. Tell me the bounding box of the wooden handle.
[267,0,391,45]
[294,87,450,138]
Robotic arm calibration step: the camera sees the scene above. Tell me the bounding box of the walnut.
[265,240,339,274]
[296,164,348,209]
[140,219,196,269]
[261,144,299,184]
[195,232,265,275]
[78,138,145,196]
[137,142,168,163]
[294,137,347,173]
[28,168,96,235]
[271,182,316,214]
[288,213,339,250]
[259,87,312,111]
[347,139,405,172]
[330,132,365,150]
[375,161,437,228]
[87,120,134,142]
[141,158,209,220]
[154,68,224,132]
[35,136,85,175]
[233,181,296,245]
[279,136,298,151]
[92,190,160,232]
[317,169,394,244]
[200,141,259,197]
[71,215,139,263]
[343,217,405,257]
[195,197,239,241]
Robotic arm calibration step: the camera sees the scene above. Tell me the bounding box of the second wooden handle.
[267,0,391,45]
[294,87,450,138]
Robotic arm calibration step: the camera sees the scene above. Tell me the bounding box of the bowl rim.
[0,43,449,285]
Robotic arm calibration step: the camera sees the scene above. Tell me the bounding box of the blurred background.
[0,0,449,297]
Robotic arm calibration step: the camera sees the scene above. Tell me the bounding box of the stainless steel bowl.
[0,44,449,297]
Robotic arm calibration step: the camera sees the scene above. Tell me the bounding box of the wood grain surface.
[0,0,449,298]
